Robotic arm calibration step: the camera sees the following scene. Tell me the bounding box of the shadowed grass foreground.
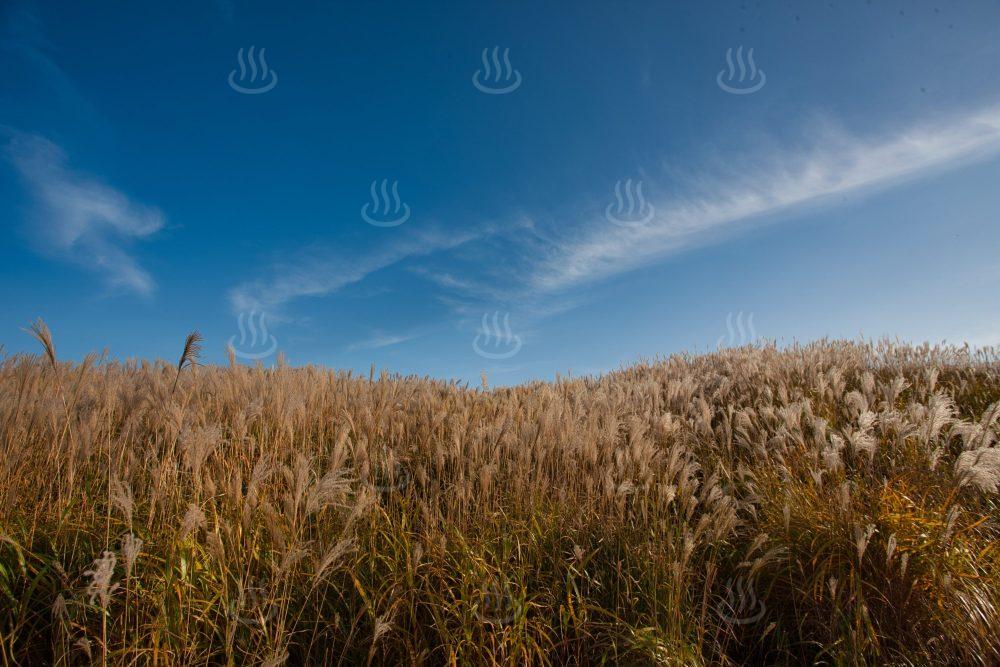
[1,327,998,665]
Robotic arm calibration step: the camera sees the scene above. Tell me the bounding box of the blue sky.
[2,0,999,384]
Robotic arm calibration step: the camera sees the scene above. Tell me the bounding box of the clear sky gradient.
[2,0,999,384]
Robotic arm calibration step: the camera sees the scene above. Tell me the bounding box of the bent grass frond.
[171,330,203,393]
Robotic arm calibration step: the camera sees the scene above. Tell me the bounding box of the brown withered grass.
[1,324,998,665]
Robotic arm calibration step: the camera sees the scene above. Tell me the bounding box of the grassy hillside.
[1,324,998,665]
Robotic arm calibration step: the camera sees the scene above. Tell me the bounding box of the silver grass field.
[1,322,998,665]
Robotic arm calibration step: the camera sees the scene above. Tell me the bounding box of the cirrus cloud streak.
[4,131,164,295]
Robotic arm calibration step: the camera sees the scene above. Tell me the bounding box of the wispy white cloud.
[347,331,420,351]
[529,106,1000,293]
[408,266,519,305]
[229,227,484,312]
[229,105,1000,339]
[4,131,165,295]
[2,6,106,134]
